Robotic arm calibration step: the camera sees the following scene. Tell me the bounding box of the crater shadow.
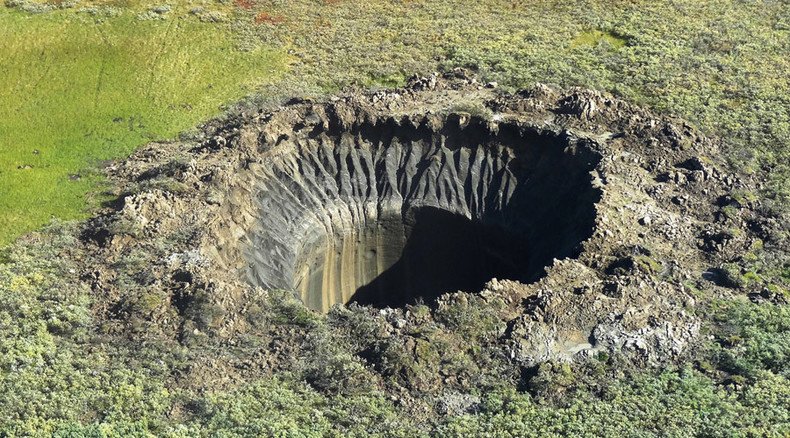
[350,207,533,308]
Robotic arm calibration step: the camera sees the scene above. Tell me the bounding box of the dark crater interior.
[246,114,602,312]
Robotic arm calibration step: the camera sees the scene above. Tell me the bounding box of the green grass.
[0,7,286,245]
[571,30,628,49]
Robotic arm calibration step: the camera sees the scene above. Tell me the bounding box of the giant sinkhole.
[245,113,602,312]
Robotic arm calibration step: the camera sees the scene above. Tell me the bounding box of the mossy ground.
[1,0,788,435]
[1,223,787,435]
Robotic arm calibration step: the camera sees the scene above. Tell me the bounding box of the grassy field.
[0,1,788,435]
[0,6,286,245]
[1,0,788,246]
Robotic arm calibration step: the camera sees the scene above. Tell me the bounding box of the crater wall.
[245,115,601,312]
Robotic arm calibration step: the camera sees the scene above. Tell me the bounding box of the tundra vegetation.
[0,0,788,436]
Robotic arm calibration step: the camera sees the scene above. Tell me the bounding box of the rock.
[558,89,608,120]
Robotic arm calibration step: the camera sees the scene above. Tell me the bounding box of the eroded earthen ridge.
[246,114,602,312]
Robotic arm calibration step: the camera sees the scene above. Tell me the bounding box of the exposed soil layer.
[248,115,600,311]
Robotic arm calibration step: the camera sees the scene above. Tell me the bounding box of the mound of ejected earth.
[82,71,777,378]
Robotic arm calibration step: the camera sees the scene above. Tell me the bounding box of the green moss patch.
[571,29,628,49]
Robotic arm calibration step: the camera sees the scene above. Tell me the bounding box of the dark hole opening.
[350,207,533,308]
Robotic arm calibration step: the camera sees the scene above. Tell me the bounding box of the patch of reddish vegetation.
[255,12,286,25]
[235,0,254,10]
